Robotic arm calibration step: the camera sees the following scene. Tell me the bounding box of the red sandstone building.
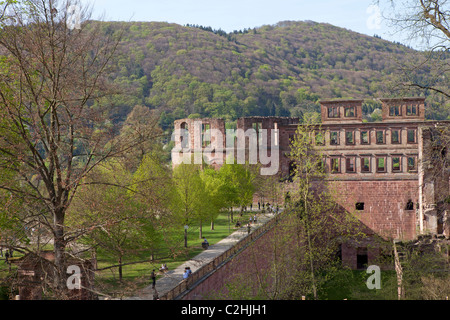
[172,97,449,268]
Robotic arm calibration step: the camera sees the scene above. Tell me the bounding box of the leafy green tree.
[0,0,143,297]
[218,162,255,221]
[130,153,178,255]
[171,163,207,247]
[284,117,365,299]
[200,167,228,230]
[68,160,155,282]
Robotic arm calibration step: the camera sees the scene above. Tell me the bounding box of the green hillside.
[99,20,449,129]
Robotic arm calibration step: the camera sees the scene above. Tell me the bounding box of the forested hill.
[101,20,449,129]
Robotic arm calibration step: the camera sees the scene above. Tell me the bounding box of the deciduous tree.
[0,0,156,298]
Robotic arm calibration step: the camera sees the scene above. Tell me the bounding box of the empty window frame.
[357,247,368,270]
[317,157,326,172]
[360,130,370,145]
[407,129,417,143]
[202,123,211,147]
[361,157,371,173]
[376,130,385,144]
[376,156,386,172]
[180,122,189,148]
[344,106,356,117]
[273,123,279,146]
[330,157,341,173]
[252,122,263,146]
[405,199,414,210]
[389,105,401,116]
[315,131,324,146]
[391,129,401,144]
[355,202,365,211]
[346,157,356,173]
[330,131,340,145]
[345,130,355,145]
[407,155,418,172]
[406,105,417,116]
[328,106,340,118]
[392,156,402,172]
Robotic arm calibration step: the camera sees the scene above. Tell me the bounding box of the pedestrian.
[254,215,257,223]
[151,269,156,288]
[258,202,260,210]
[183,267,191,279]
[249,216,252,224]
[159,263,168,272]
[247,223,251,234]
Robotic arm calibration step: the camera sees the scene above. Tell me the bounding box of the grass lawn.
[94,209,260,297]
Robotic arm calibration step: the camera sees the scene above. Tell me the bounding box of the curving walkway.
[128,209,277,300]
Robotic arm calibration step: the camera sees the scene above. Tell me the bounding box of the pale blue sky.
[81,0,410,46]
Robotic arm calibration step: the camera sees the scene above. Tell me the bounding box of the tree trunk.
[118,256,123,281]
[53,211,67,296]
[393,240,404,300]
[304,192,317,300]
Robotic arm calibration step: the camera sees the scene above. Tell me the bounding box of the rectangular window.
[357,247,368,270]
[376,130,385,144]
[345,130,355,145]
[346,157,356,173]
[356,202,365,211]
[360,130,370,144]
[361,157,371,173]
[317,157,326,172]
[344,106,355,117]
[389,105,401,116]
[330,157,340,173]
[405,200,414,210]
[274,123,279,146]
[289,134,294,143]
[407,129,416,143]
[376,157,386,172]
[315,131,324,146]
[328,106,339,118]
[407,156,417,172]
[391,129,401,144]
[202,123,211,147]
[392,156,401,172]
[406,105,417,116]
[330,131,339,145]
[253,122,263,146]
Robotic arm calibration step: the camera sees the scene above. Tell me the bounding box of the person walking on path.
[151,269,156,289]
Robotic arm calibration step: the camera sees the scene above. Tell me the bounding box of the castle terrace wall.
[180,218,280,300]
[329,179,419,241]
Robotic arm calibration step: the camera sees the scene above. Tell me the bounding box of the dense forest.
[98,20,449,130]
